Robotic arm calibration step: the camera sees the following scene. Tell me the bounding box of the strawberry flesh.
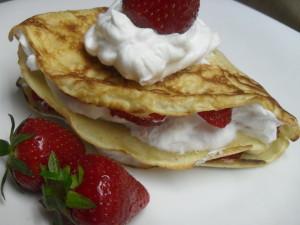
[72,154,150,225]
[111,109,166,127]
[198,108,232,128]
[31,92,55,114]
[14,118,86,191]
[123,0,200,34]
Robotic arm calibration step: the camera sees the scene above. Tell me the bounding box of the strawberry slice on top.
[123,0,201,34]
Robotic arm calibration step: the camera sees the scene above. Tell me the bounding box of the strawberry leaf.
[48,152,60,173]
[53,196,78,225]
[53,211,64,225]
[78,166,84,185]
[66,191,96,209]
[0,140,10,156]
[42,185,57,210]
[41,153,74,191]
[11,133,33,150]
[9,156,33,176]
[40,170,63,182]
[70,166,84,189]
[8,114,15,143]
[1,169,9,200]
[62,166,72,189]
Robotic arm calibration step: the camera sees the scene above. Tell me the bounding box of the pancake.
[10,7,300,169]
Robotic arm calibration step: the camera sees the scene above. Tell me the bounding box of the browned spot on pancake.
[64,23,79,33]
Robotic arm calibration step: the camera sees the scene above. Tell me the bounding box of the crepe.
[10,7,300,169]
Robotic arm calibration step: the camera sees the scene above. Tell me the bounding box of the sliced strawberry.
[17,78,55,115]
[123,0,200,34]
[198,108,232,128]
[0,116,86,193]
[71,154,150,225]
[216,153,242,161]
[31,92,57,115]
[111,109,166,127]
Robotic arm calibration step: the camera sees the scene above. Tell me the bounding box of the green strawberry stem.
[41,152,96,225]
[0,114,33,199]
[0,169,8,200]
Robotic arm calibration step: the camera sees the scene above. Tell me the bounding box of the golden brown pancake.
[10,7,300,169]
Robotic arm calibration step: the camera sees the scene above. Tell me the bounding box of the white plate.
[0,0,300,225]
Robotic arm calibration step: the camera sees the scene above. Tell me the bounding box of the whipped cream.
[85,9,220,85]
[16,30,38,71]
[45,82,281,153]
[130,105,280,153]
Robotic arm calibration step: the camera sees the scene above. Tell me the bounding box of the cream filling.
[46,79,281,154]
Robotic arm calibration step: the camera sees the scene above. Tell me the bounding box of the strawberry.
[213,153,242,161]
[17,78,56,115]
[111,109,166,127]
[71,154,150,225]
[198,108,232,128]
[0,115,86,194]
[31,91,56,114]
[39,153,150,225]
[123,0,200,34]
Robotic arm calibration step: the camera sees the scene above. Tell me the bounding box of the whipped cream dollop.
[85,9,220,85]
[16,30,38,71]
[46,82,281,153]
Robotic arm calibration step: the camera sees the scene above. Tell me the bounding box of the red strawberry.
[17,78,56,115]
[111,109,166,127]
[31,91,56,114]
[71,154,150,225]
[198,108,232,128]
[123,0,200,34]
[0,115,86,193]
[214,153,242,161]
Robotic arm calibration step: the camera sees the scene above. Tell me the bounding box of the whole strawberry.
[198,108,232,128]
[123,0,200,34]
[71,154,150,225]
[0,115,86,193]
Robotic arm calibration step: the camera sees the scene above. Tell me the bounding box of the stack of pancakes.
[9,7,300,169]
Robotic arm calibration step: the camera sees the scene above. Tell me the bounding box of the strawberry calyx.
[41,152,95,225]
[0,114,33,199]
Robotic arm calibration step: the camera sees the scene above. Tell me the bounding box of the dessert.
[8,1,300,169]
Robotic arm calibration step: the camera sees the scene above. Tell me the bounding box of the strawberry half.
[198,108,232,128]
[111,109,166,127]
[123,0,200,34]
[71,154,150,225]
[0,115,86,194]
